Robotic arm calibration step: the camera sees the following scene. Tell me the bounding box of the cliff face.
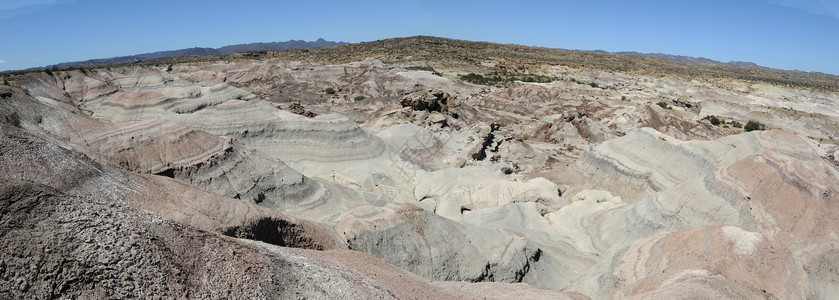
[2,39,839,299]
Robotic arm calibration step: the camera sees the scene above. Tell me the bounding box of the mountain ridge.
[258,36,839,92]
[49,38,345,68]
[7,36,838,93]
[613,51,759,67]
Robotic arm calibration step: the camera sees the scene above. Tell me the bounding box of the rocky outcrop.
[285,102,317,118]
[0,105,583,299]
[1,178,551,299]
[5,56,839,299]
[334,204,545,283]
[400,89,457,114]
[0,178,276,299]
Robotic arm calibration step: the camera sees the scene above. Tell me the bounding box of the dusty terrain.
[2,36,839,299]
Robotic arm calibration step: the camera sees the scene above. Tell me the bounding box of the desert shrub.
[460,73,488,84]
[621,96,628,101]
[656,102,674,110]
[6,112,20,127]
[702,115,721,126]
[405,66,440,76]
[324,87,336,94]
[729,120,742,128]
[354,95,365,101]
[744,120,765,132]
[460,72,557,86]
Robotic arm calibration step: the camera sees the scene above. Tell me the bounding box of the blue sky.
[1,0,837,74]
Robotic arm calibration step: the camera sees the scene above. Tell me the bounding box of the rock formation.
[2,38,839,298]
[400,89,457,114]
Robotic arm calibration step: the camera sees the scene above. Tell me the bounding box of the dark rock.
[287,102,317,118]
[400,89,457,114]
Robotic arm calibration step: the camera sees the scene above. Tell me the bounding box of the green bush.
[324,87,336,94]
[656,102,668,109]
[354,95,365,101]
[460,72,558,86]
[460,73,486,84]
[744,120,765,132]
[702,115,721,126]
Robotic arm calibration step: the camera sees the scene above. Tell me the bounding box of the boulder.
[400,89,456,114]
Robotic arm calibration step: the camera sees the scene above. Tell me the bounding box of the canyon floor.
[2,36,839,299]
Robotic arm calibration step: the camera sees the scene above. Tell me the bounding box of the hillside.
[50,38,345,68]
[2,36,839,299]
[8,36,838,93]
[261,36,839,92]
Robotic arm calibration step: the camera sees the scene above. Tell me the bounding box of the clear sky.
[1,0,837,74]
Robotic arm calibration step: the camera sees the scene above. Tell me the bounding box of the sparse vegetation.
[354,95,366,101]
[513,109,526,116]
[405,65,441,76]
[621,96,628,101]
[2,36,836,94]
[459,71,558,86]
[702,115,722,126]
[656,102,674,110]
[262,36,839,93]
[459,73,492,85]
[744,120,766,132]
[324,87,336,94]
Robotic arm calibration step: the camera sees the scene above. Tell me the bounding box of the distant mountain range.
[51,38,345,68]
[611,51,758,67]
